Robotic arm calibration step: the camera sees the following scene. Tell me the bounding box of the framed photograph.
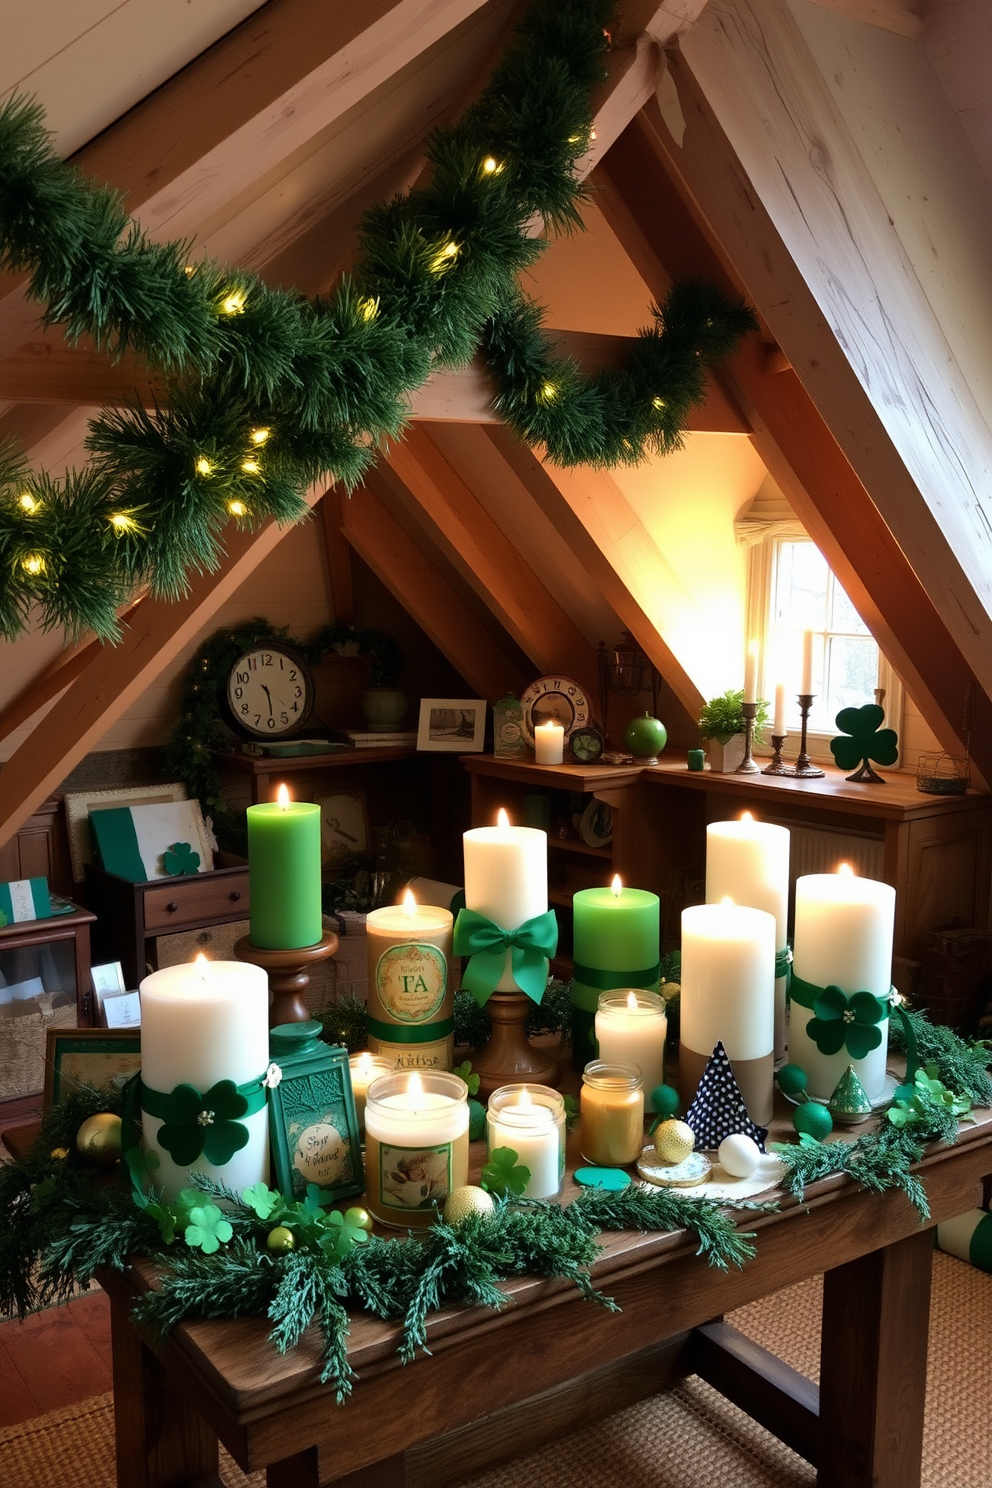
[88,798,213,882]
[90,961,126,1024]
[268,1042,364,1205]
[64,783,188,883]
[315,791,371,865]
[417,698,486,752]
[44,1027,141,1110]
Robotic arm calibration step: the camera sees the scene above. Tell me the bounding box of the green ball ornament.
[266,1225,296,1254]
[777,1064,808,1098]
[468,1097,486,1142]
[623,712,668,761]
[343,1206,373,1233]
[443,1185,495,1225]
[793,1102,833,1141]
[76,1113,122,1166]
[650,1084,681,1120]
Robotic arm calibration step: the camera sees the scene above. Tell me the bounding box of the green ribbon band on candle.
[775,946,792,980]
[968,1213,992,1273]
[789,973,917,1075]
[366,1016,455,1044]
[453,907,558,1007]
[140,1076,267,1168]
[569,963,662,1013]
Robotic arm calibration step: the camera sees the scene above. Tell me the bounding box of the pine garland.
[0,0,756,643]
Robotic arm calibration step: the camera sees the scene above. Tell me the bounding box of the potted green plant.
[698,689,770,773]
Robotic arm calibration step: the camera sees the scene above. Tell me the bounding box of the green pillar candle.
[247,792,322,950]
[571,882,660,1070]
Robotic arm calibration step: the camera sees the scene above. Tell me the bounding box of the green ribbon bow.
[453,907,558,1007]
[141,1077,266,1167]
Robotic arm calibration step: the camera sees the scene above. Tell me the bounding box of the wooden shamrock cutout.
[163,840,201,876]
[829,704,898,783]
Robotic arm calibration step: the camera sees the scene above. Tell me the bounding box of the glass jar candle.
[594,990,667,1110]
[364,1070,469,1229]
[486,1084,566,1200]
[580,1060,644,1167]
[348,1052,395,1134]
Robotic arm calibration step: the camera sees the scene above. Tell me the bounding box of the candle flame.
[277,783,290,809]
[627,991,639,1011]
[741,810,753,823]
[497,807,510,828]
[611,874,623,897]
[407,1071,424,1105]
[519,1087,533,1110]
[837,861,854,877]
[720,895,735,906]
[194,952,209,969]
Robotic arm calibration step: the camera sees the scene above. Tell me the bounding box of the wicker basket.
[916,752,970,795]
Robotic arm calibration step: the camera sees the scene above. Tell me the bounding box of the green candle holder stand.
[235,929,339,1028]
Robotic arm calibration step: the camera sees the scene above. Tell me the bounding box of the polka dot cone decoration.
[685,1041,768,1153]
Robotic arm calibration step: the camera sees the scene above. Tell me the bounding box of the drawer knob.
[167,901,179,913]
[230,890,242,902]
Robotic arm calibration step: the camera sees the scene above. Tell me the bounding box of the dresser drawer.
[143,871,250,932]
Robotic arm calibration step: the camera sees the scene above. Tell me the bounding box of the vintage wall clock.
[224,644,315,738]
[519,676,591,743]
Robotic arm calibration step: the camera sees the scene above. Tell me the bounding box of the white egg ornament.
[718,1133,761,1179]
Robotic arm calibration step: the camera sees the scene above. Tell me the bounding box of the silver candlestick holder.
[762,734,789,775]
[791,694,824,778]
[735,701,761,773]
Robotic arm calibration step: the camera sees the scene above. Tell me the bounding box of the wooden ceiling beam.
[803,0,923,39]
[594,93,992,779]
[340,478,526,701]
[0,487,327,851]
[380,427,599,691]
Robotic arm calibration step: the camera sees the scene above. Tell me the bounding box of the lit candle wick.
[407,1071,424,1110]
[838,862,854,877]
[519,1087,533,1111]
[626,991,639,1011]
[403,888,417,917]
[497,807,510,828]
[277,783,291,810]
[194,951,209,981]
[611,874,623,898]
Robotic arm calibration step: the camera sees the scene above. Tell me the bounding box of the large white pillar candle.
[139,957,270,1200]
[706,815,790,1060]
[534,720,565,765]
[790,866,895,1102]
[364,1070,469,1228]
[463,810,548,991]
[680,901,776,1124]
[486,1084,565,1199]
[594,990,667,1109]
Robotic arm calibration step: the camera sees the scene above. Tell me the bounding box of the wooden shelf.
[548,838,612,859]
[212,745,417,776]
[460,754,644,792]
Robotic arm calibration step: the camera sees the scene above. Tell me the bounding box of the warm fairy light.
[183,265,196,277]
[21,553,44,575]
[277,784,291,810]
[403,888,417,917]
[407,1071,425,1107]
[497,807,510,828]
[611,874,623,897]
[590,128,597,141]
[431,240,459,272]
[19,492,38,513]
[228,499,248,517]
[482,156,502,175]
[195,456,213,477]
[540,381,558,401]
[241,457,260,474]
[652,396,667,410]
[837,862,854,877]
[108,512,137,533]
[626,991,639,1011]
[221,289,246,315]
[359,296,379,322]
[249,427,270,445]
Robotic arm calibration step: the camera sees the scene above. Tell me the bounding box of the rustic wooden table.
[94,1099,992,1488]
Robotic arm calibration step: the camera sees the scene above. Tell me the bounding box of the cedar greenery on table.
[0,0,756,643]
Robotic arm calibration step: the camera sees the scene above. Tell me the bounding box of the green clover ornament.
[156,1080,251,1167]
[829,704,899,784]
[184,1204,234,1254]
[805,986,885,1060]
[163,840,200,876]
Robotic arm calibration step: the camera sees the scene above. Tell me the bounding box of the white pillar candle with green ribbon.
[705,816,790,1061]
[937,1210,992,1273]
[571,879,660,1071]
[789,866,895,1102]
[138,957,270,1200]
[457,813,555,1002]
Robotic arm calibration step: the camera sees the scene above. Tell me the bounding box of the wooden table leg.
[110,1297,220,1488]
[818,1227,934,1488]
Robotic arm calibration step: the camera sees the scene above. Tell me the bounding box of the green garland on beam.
[0,0,756,643]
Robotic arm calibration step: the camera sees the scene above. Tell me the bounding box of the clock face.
[520,676,591,744]
[226,647,314,738]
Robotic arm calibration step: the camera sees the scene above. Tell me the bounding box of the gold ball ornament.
[266,1225,296,1253]
[75,1113,122,1166]
[653,1118,695,1164]
[50,1146,70,1161]
[343,1206,374,1233]
[442,1185,495,1225]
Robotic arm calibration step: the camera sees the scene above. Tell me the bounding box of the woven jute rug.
[1,1254,988,1488]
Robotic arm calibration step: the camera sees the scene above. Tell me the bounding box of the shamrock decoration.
[452,1061,481,1096]
[887,1065,974,1129]
[829,705,898,784]
[163,840,201,876]
[156,1080,251,1166]
[242,1182,283,1220]
[184,1203,234,1254]
[804,987,885,1060]
[480,1146,531,1198]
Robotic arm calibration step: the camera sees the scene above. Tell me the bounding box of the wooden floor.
[0,1289,113,1426]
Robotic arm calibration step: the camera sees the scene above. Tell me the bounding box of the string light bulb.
[430,240,459,273]
[359,296,379,322]
[22,553,45,575]
[652,396,667,410]
[241,457,260,474]
[108,512,137,534]
[249,427,270,446]
[220,289,246,315]
[18,493,39,513]
[482,156,502,175]
[195,456,213,477]
[539,381,558,402]
[228,500,248,517]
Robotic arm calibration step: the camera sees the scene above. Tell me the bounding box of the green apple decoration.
[624,712,667,762]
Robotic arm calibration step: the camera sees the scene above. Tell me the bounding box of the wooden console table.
[98,1101,992,1488]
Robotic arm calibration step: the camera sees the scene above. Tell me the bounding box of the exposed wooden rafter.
[803,0,923,39]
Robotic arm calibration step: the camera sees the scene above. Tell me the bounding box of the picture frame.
[90,961,126,1024]
[64,783,188,883]
[417,698,486,752]
[267,1042,364,1205]
[44,1027,141,1110]
[315,790,371,865]
[88,798,214,882]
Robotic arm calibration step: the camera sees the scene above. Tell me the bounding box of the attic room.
[0,1,991,1485]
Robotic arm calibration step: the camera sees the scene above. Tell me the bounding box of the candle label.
[378,1141,452,1212]
[370,1035,453,1071]
[267,1057,364,1204]
[375,943,447,1023]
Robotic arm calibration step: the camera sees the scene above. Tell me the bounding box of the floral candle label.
[291,1120,349,1189]
[377,1141,453,1212]
[375,943,447,1023]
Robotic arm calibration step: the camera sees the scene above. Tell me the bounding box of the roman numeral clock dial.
[225,646,315,739]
